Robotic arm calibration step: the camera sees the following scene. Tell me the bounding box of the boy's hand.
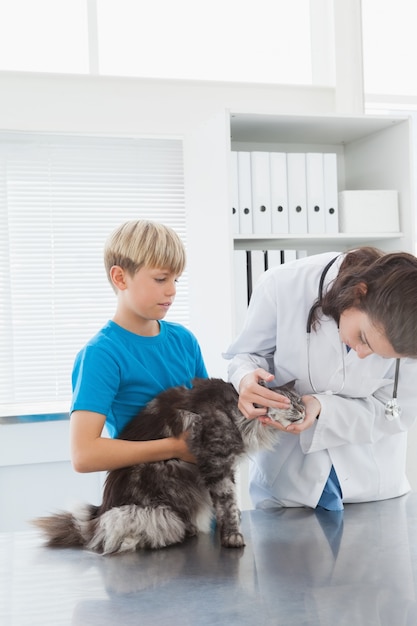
[174,431,197,464]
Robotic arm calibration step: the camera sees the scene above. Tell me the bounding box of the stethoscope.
[306,256,402,420]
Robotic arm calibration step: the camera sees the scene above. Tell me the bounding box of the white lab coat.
[224,252,417,509]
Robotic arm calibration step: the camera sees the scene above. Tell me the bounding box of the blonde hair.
[104,220,186,292]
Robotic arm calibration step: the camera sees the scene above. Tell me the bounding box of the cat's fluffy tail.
[32,503,99,549]
[33,503,193,554]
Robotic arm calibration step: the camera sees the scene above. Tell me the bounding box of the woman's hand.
[257,395,321,432]
[238,368,292,420]
[284,395,321,434]
[239,369,322,433]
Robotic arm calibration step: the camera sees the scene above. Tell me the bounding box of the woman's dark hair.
[319,246,417,357]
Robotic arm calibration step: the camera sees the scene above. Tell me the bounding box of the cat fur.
[32,378,304,554]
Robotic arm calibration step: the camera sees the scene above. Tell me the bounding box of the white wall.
[0,71,335,377]
[0,421,106,531]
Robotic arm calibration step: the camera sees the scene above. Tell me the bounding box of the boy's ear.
[110,265,128,291]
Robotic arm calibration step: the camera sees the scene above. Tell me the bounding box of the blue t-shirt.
[71,320,208,437]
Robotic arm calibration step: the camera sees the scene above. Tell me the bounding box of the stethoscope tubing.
[306,255,401,418]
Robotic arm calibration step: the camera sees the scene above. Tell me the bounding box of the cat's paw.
[221,531,245,548]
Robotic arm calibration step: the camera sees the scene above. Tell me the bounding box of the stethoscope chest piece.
[385,358,402,420]
[385,398,402,421]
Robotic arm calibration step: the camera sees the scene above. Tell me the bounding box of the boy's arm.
[70,410,195,473]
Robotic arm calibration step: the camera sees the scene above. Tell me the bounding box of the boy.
[70,220,208,473]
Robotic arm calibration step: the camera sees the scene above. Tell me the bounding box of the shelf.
[233,232,405,251]
[230,113,408,145]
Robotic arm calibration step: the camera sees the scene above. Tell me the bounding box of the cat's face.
[266,386,305,427]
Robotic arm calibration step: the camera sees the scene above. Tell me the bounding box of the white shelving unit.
[234,232,405,251]
[227,110,417,508]
[230,112,415,255]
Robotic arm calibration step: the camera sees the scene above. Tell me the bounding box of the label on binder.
[237,151,253,234]
[306,153,326,234]
[230,151,240,234]
[270,152,289,234]
[251,152,272,234]
[287,153,307,234]
[323,153,339,234]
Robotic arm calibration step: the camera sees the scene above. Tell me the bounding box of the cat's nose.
[292,415,304,422]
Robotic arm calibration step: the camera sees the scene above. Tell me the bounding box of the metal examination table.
[2,492,417,625]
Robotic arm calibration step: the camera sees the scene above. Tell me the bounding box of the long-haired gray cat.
[33,378,304,554]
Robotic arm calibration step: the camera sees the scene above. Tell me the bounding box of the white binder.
[251,152,272,234]
[270,152,289,234]
[306,153,326,234]
[323,153,339,234]
[283,249,297,263]
[230,151,240,234]
[250,249,266,289]
[265,249,283,269]
[237,151,253,234]
[287,153,308,234]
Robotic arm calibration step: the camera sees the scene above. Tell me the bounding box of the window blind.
[0,132,188,413]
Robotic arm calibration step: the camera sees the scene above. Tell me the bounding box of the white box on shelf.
[338,190,400,233]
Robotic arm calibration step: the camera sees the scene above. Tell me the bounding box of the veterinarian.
[70,220,208,473]
[223,247,417,511]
